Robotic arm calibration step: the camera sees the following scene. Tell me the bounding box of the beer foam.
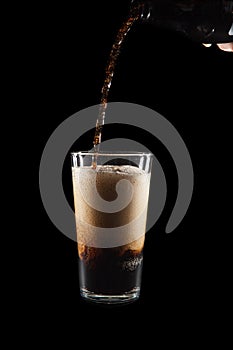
[95,165,146,175]
[72,165,151,249]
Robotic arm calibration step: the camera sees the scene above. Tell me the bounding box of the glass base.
[80,287,140,304]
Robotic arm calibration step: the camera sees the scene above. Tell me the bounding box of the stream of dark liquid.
[92,4,144,168]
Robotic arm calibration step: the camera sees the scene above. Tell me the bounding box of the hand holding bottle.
[218,43,233,52]
[132,0,233,51]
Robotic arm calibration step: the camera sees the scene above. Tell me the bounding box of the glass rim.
[71,151,153,157]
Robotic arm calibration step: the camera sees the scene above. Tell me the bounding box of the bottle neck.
[131,0,233,43]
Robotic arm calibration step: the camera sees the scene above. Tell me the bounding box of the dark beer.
[78,243,144,295]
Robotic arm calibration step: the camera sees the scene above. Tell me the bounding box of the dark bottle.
[132,0,233,43]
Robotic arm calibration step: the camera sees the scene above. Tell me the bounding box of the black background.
[34,0,231,341]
